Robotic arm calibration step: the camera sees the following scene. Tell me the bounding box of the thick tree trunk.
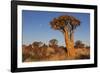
[64,30,76,59]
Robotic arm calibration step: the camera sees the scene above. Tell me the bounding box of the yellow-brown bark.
[64,30,76,59]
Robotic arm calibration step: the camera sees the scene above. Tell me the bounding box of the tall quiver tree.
[50,15,80,59]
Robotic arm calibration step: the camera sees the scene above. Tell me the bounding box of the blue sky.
[22,10,90,46]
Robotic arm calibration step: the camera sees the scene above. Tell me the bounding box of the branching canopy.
[50,15,80,33]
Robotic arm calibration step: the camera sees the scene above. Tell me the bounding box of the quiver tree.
[50,15,80,59]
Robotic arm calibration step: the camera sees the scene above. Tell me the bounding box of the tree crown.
[50,15,80,31]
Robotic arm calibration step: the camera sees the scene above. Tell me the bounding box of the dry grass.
[22,44,90,62]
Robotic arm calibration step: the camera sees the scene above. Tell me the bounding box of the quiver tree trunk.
[64,29,76,59]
